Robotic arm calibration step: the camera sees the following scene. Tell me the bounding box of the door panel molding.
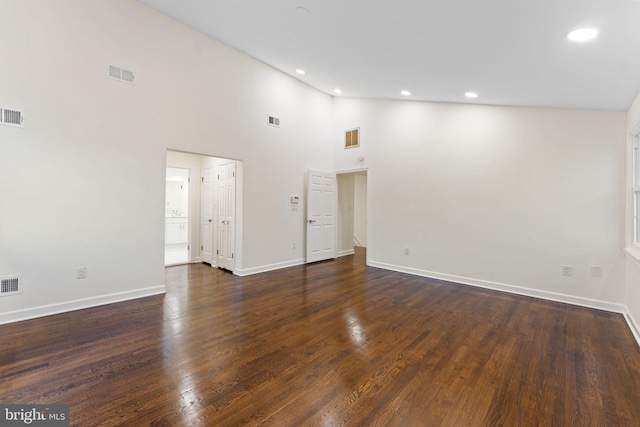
[306,170,337,263]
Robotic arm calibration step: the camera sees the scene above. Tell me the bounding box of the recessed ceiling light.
[567,28,598,42]
[401,90,411,96]
[465,92,478,98]
[334,89,342,94]
[296,69,306,75]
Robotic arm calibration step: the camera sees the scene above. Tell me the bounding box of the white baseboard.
[200,260,217,268]
[236,250,358,276]
[368,260,628,314]
[337,249,355,257]
[623,308,640,349]
[235,259,306,276]
[0,285,166,325]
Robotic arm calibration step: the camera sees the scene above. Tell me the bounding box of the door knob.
[308,219,316,223]
[208,219,212,222]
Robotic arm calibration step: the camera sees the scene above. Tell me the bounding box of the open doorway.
[337,169,368,264]
[165,150,241,272]
[165,167,190,265]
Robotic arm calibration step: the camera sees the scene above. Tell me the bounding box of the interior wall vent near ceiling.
[267,115,280,127]
[345,127,360,148]
[108,65,135,84]
[0,275,22,297]
[0,107,25,128]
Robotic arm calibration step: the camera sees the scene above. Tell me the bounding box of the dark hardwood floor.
[2,248,640,426]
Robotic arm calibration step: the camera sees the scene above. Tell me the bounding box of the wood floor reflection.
[2,247,640,426]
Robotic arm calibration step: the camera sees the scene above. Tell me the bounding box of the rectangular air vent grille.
[0,275,22,296]
[108,65,135,85]
[109,65,121,79]
[267,115,280,127]
[345,127,360,148]
[121,69,134,83]
[0,107,25,128]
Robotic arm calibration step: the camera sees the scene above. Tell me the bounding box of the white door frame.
[201,166,215,266]
[165,150,243,273]
[335,167,371,266]
[217,160,236,271]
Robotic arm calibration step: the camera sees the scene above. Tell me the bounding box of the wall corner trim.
[337,249,356,258]
[623,307,640,349]
[0,285,166,325]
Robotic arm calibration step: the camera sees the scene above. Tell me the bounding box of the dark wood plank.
[1,248,640,426]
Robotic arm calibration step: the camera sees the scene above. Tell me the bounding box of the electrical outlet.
[562,265,572,276]
[591,266,602,277]
[405,247,410,256]
[292,242,297,250]
[76,267,87,279]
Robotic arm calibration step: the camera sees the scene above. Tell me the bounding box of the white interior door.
[306,170,337,263]
[201,166,214,265]
[217,161,236,271]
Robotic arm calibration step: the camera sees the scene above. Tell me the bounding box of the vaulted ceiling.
[139,0,640,111]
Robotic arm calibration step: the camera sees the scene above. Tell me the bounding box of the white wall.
[625,91,640,340]
[0,0,332,322]
[333,98,627,309]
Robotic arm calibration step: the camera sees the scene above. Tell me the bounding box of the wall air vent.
[0,107,25,128]
[109,65,121,79]
[345,127,360,148]
[267,115,280,127]
[108,64,135,85]
[121,69,135,83]
[0,275,22,297]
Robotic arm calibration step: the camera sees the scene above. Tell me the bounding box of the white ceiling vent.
[0,107,25,128]
[267,115,280,127]
[0,275,22,297]
[108,65,135,85]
